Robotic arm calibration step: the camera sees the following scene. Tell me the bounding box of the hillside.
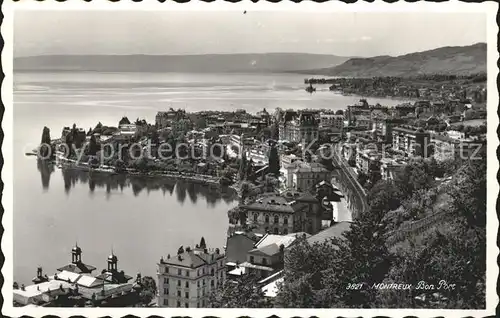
[304,43,486,77]
[14,53,349,73]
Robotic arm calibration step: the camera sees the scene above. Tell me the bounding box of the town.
[18,74,487,308]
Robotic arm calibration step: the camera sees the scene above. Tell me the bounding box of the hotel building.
[157,239,226,308]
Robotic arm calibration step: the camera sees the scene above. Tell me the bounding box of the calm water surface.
[13,72,406,284]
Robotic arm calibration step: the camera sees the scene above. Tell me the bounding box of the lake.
[13,71,406,284]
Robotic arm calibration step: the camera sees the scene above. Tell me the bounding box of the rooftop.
[57,262,97,274]
[307,221,352,245]
[160,248,224,269]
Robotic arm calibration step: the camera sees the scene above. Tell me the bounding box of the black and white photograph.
[2,1,497,316]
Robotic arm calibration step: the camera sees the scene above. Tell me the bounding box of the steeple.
[71,242,82,264]
[107,249,118,271]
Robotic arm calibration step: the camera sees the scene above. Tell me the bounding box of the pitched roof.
[57,262,97,274]
[255,234,297,250]
[226,233,259,264]
[307,221,352,245]
[249,243,281,256]
[242,194,299,214]
[160,250,224,268]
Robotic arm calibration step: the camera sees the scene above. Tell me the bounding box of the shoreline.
[36,155,239,195]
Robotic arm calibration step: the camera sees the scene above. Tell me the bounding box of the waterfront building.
[279,110,319,144]
[118,123,137,134]
[392,126,432,158]
[242,191,324,235]
[14,246,142,307]
[157,239,226,308]
[156,110,186,128]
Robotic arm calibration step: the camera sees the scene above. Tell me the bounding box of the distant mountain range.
[14,53,350,74]
[14,43,486,77]
[301,43,487,77]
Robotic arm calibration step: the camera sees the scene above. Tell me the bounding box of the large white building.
[157,240,226,308]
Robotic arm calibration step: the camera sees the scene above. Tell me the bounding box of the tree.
[448,156,486,229]
[139,276,157,306]
[245,159,254,181]
[368,179,402,214]
[39,126,53,159]
[268,145,280,177]
[115,159,126,173]
[276,236,344,308]
[357,171,369,187]
[209,273,273,308]
[88,135,99,156]
[277,203,392,308]
[199,237,206,249]
[195,117,207,129]
[239,153,247,181]
[394,158,435,201]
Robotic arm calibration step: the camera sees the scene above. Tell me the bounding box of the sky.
[14,11,486,57]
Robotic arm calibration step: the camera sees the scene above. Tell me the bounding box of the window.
[164,278,169,284]
[283,217,288,225]
[185,281,189,288]
[283,228,288,234]
[274,228,279,234]
[197,280,200,287]
[177,301,181,307]
[163,299,168,306]
[197,302,200,308]
[274,215,279,224]
[178,269,182,275]
[203,279,206,286]
[163,288,167,295]
[185,270,189,277]
[177,290,181,297]
[254,213,258,222]
[250,256,254,263]
[177,280,181,287]
[265,215,269,223]
[185,303,189,308]
[211,268,214,276]
[262,258,267,265]
[211,280,214,287]
[165,267,169,273]
[185,292,189,298]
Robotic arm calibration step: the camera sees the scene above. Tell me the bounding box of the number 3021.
[346,283,364,290]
